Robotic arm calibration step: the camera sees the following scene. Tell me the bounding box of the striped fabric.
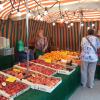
[0,0,79,20]
[0,1,12,20]
[43,10,100,23]
[0,0,100,22]
[0,19,100,51]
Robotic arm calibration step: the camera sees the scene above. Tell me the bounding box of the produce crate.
[0,86,30,100]
[0,71,20,80]
[22,76,62,93]
[4,64,76,76]
[0,94,12,100]
[0,65,32,81]
[0,65,53,80]
[30,60,76,75]
[0,48,14,56]
[14,66,62,93]
[52,60,78,68]
[0,67,62,93]
[57,67,76,75]
[30,60,64,70]
[14,62,57,76]
[13,64,55,77]
[0,73,30,100]
[10,66,62,93]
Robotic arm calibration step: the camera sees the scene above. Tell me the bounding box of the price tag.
[2,82,6,86]
[6,77,16,83]
[61,59,67,63]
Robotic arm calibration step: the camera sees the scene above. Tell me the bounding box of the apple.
[0,74,28,96]
[26,72,61,88]
[0,95,8,100]
[31,59,64,70]
[17,62,56,76]
[3,68,32,80]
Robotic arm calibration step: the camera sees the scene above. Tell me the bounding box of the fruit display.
[1,67,61,93]
[29,64,56,76]
[53,59,78,67]
[39,50,80,65]
[27,74,60,87]
[0,95,8,100]
[2,67,32,80]
[0,74,29,98]
[17,62,57,76]
[31,59,76,75]
[31,59,65,70]
[22,72,62,93]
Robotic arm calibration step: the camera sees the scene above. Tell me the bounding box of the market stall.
[0,50,99,100]
[0,0,100,100]
[0,50,81,100]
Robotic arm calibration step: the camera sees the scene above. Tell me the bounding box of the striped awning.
[42,9,100,23]
[0,0,100,21]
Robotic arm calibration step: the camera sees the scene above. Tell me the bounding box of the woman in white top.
[81,29,100,88]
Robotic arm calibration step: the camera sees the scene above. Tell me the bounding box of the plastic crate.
[0,48,14,56]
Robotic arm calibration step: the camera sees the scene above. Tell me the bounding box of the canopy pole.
[25,0,29,75]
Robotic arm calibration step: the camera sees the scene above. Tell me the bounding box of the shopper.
[16,40,34,62]
[96,30,100,64]
[34,29,48,59]
[81,29,100,88]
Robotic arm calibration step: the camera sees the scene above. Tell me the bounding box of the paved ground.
[69,80,100,100]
